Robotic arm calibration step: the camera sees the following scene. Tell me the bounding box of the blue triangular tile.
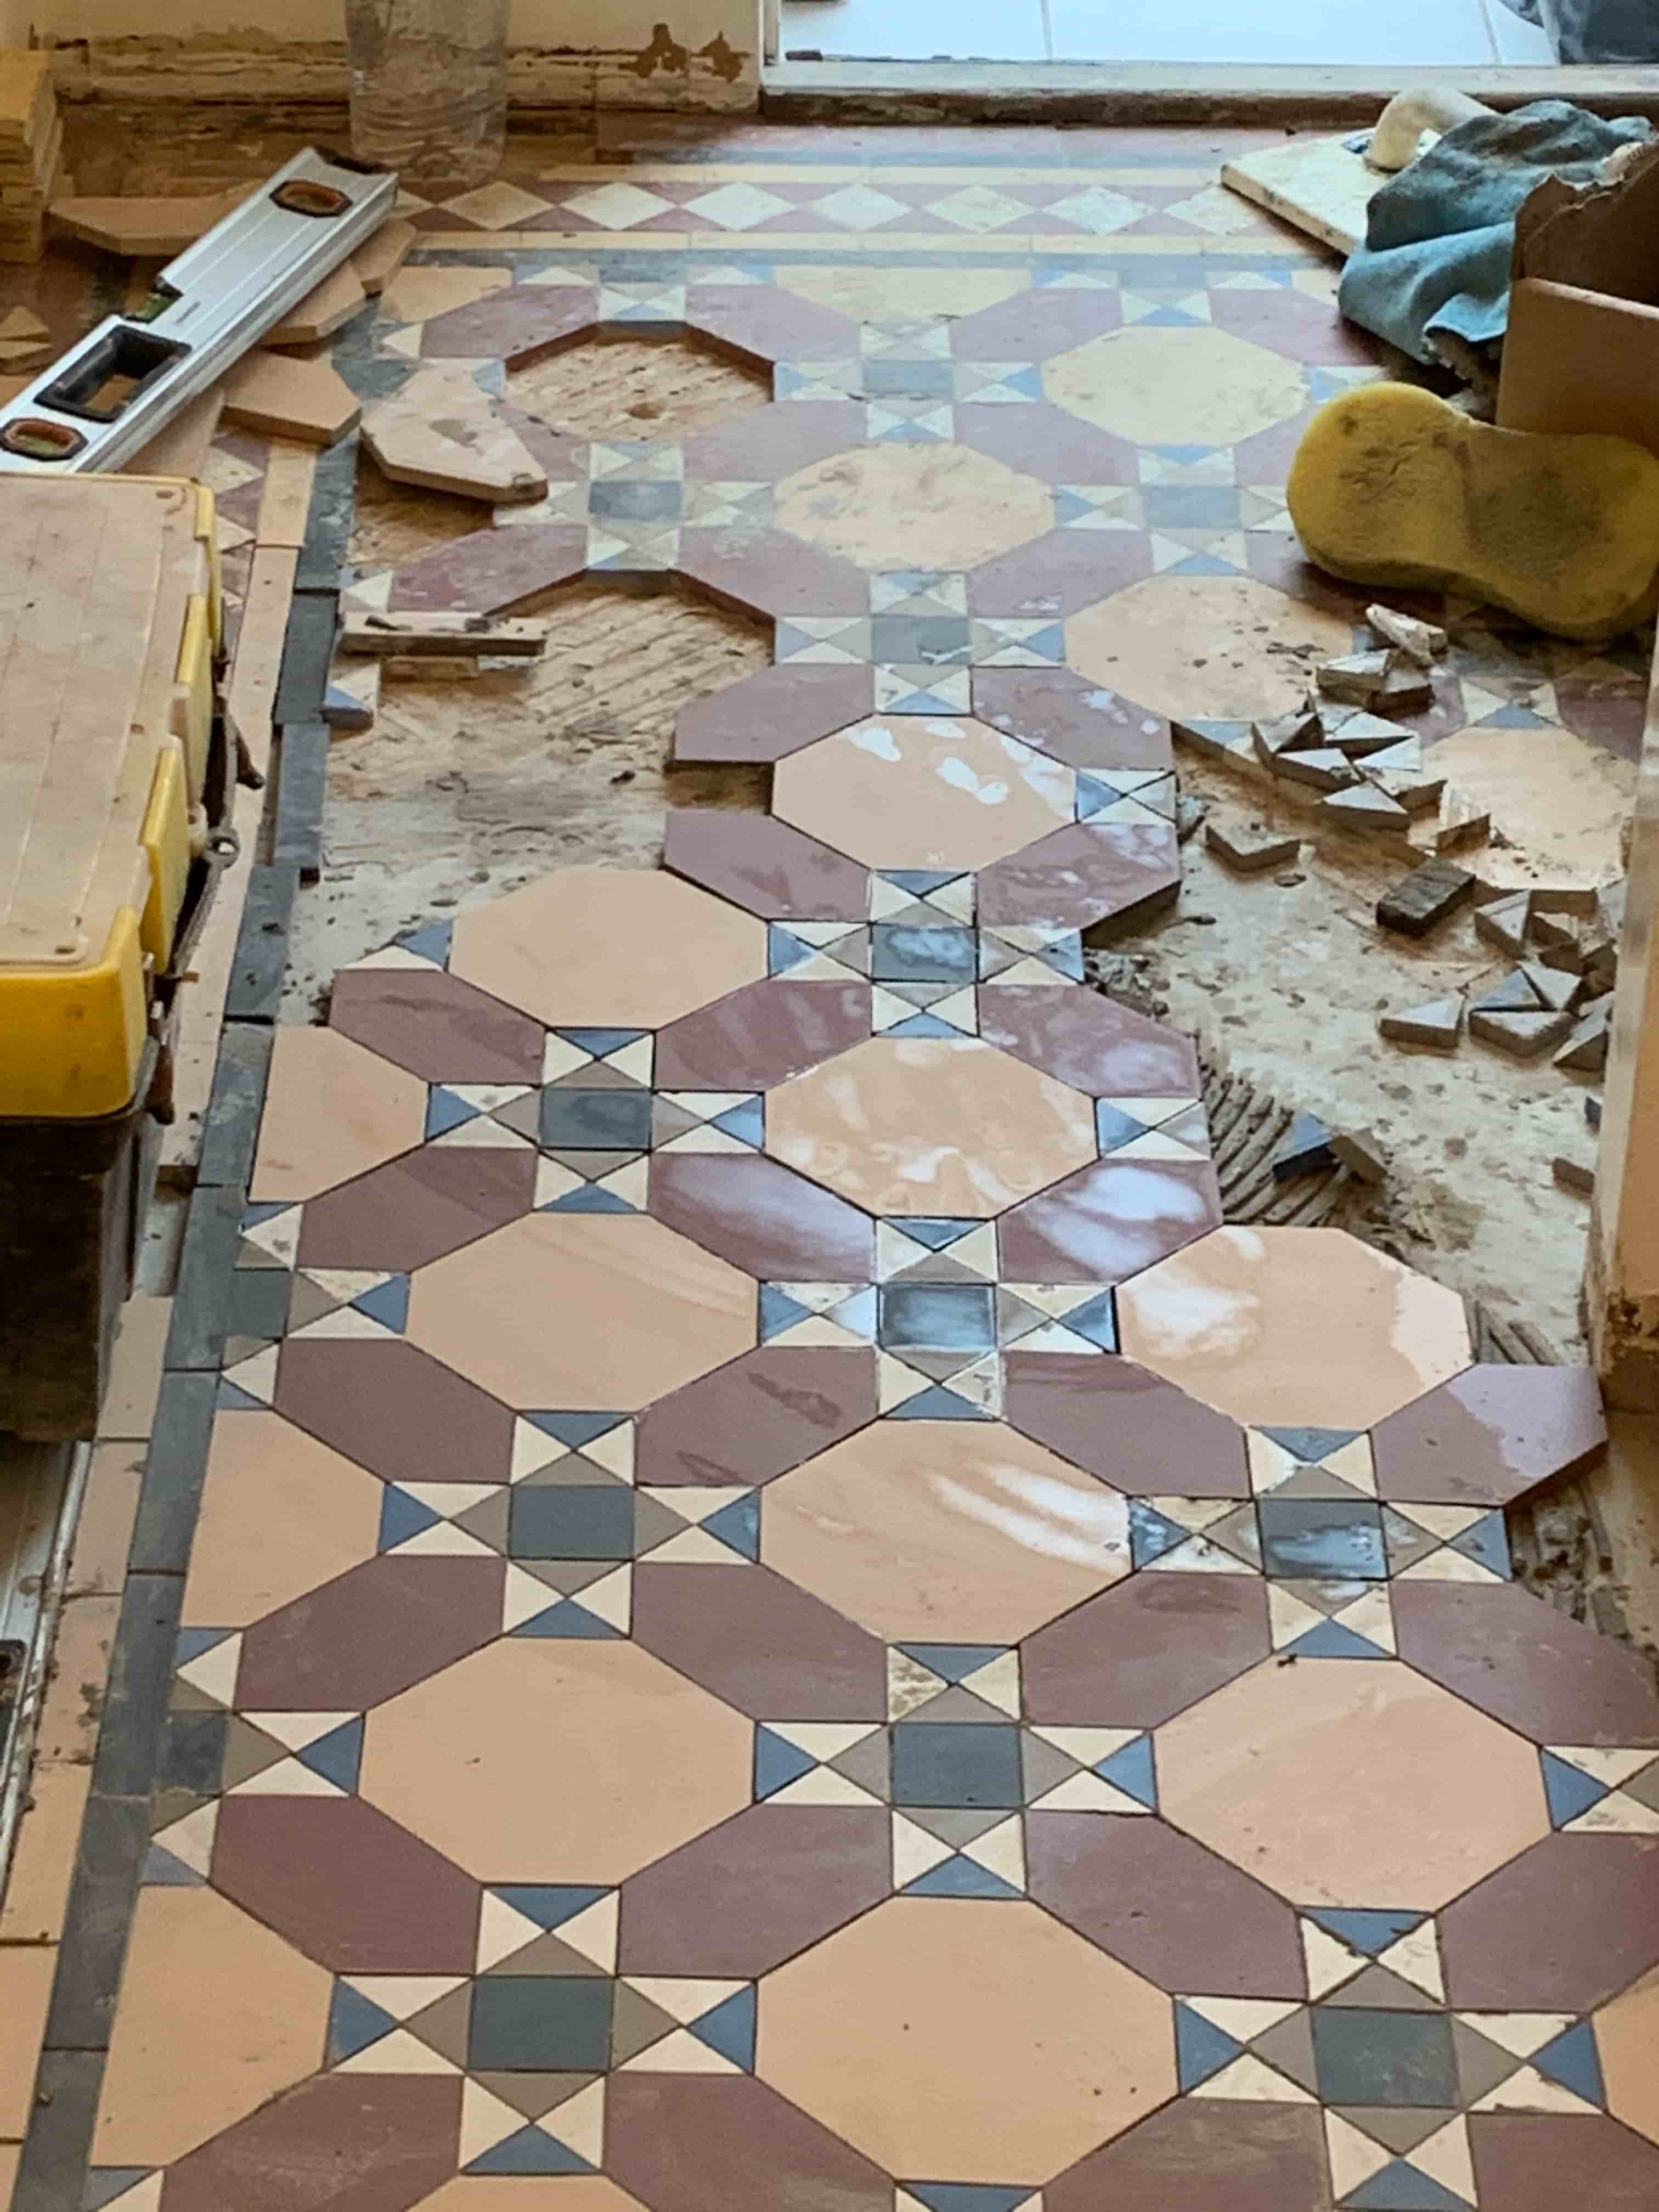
[511,1601,620,1639]
[1062,1291,1118,1350]
[467,2125,594,2176]
[755,1727,819,1799]
[768,926,817,975]
[906,2188,1033,2212]
[141,1843,204,1886]
[703,1494,760,1561]
[425,1088,478,1138]
[884,872,962,897]
[85,2173,159,2211]
[1541,1750,1609,1828]
[1448,1511,1510,1578]
[353,1274,410,1332]
[298,1717,364,1792]
[898,1643,1007,1684]
[1176,2002,1243,2090]
[760,1284,815,1340]
[523,1411,625,1447]
[1075,774,1120,821]
[175,1627,234,1666]
[239,1201,291,1227]
[1259,1426,1361,1463]
[1097,1734,1157,1808]
[905,1855,1023,1898]
[1129,1500,1188,1567]
[1139,306,1202,326]
[327,1983,398,2064]
[494,1884,611,1929]
[1479,704,1552,729]
[545,1186,635,1213]
[554,1028,644,1057]
[888,1384,989,1421]
[890,1215,978,1249]
[691,1985,756,2069]
[1155,444,1216,462]
[894,688,966,715]
[1096,1102,1150,1152]
[380,1486,441,1550]
[1306,1908,1425,1956]
[1169,553,1239,577]
[216,1380,264,1411]
[1345,2161,1472,2210]
[1024,625,1065,659]
[1533,2018,1606,2107]
[398,920,453,965]
[1004,366,1045,399]
[889,1014,962,1039]
[712,1098,765,1147]
[1052,491,1096,526]
[1289,1620,1389,1660]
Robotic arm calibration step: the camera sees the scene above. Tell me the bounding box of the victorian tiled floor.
[46,126,1659,2212]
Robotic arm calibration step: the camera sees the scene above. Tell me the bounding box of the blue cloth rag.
[1337,101,1654,368]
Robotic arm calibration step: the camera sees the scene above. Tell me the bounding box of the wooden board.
[255,441,318,550]
[361,365,546,505]
[224,545,298,780]
[340,611,549,658]
[122,386,225,480]
[352,216,416,297]
[47,187,246,257]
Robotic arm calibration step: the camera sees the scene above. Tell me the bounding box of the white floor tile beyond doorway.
[781,0,1560,64]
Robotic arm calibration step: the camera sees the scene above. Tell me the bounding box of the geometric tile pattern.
[63,129,1657,2212]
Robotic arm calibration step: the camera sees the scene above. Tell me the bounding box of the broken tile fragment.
[1475,969,1547,1015]
[1276,747,1359,793]
[1475,891,1532,961]
[1379,995,1464,1049]
[1252,707,1321,760]
[1318,783,1410,835]
[1555,995,1613,1074]
[1205,821,1301,874]
[363,365,547,504]
[1325,712,1414,759]
[1436,793,1491,854]
[1376,859,1475,938]
[1553,1152,1596,1195]
[1520,961,1581,1014]
[1331,1127,1389,1183]
[1317,650,1393,706]
[1367,603,1447,664]
[1469,1007,1575,1058]
[1273,1112,1336,1181]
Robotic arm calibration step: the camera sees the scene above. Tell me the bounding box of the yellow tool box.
[0,474,233,1438]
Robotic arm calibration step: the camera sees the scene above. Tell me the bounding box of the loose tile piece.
[1376,858,1476,938]
[1379,995,1465,1049]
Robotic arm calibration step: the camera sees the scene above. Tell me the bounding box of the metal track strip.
[0,148,397,476]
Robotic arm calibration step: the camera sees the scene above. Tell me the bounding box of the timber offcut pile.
[0,51,60,264]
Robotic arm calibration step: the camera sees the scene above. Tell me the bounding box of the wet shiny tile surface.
[54,124,1644,2212]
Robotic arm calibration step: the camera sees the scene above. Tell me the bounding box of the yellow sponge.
[1287,382,1659,642]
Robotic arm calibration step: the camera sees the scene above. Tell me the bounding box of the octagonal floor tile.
[1068,574,1352,723]
[1116,1225,1471,1429]
[766,1034,1097,1218]
[405,1212,755,1409]
[772,714,1075,872]
[250,1026,426,1203]
[773,441,1054,572]
[1156,1655,1551,1910]
[1595,1970,1659,2147]
[449,867,767,1030]
[761,1418,1129,1641]
[1045,324,1308,449]
[359,1635,752,1881]
[758,1896,1175,2183]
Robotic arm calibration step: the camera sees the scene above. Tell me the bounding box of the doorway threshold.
[761,58,1659,124]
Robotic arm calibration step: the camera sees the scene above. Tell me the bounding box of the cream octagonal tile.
[360,1635,752,1881]
[250,1026,427,1203]
[1116,1224,1471,1429]
[449,867,768,1030]
[772,714,1075,871]
[92,1886,332,2168]
[1068,574,1353,723]
[766,1035,1097,1218]
[405,1212,755,1409]
[1156,1656,1551,1909]
[773,442,1054,572]
[762,1418,1129,1641]
[758,1895,1174,2183]
[1596,1968,1659,2147]
[1045,324,1307,449]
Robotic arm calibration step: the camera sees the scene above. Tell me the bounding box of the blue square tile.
[891,1722,1022,1809]
[1257,1498,1387,1580]
[1311,2008,1457,2107]
[871,924,978,984]
[539,1088,653,1152]
[469,1977,614,2070]
[879,1282,997,1353]
[509,1484,635,1560]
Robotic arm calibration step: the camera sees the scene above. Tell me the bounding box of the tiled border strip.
[4,439,343,2212]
